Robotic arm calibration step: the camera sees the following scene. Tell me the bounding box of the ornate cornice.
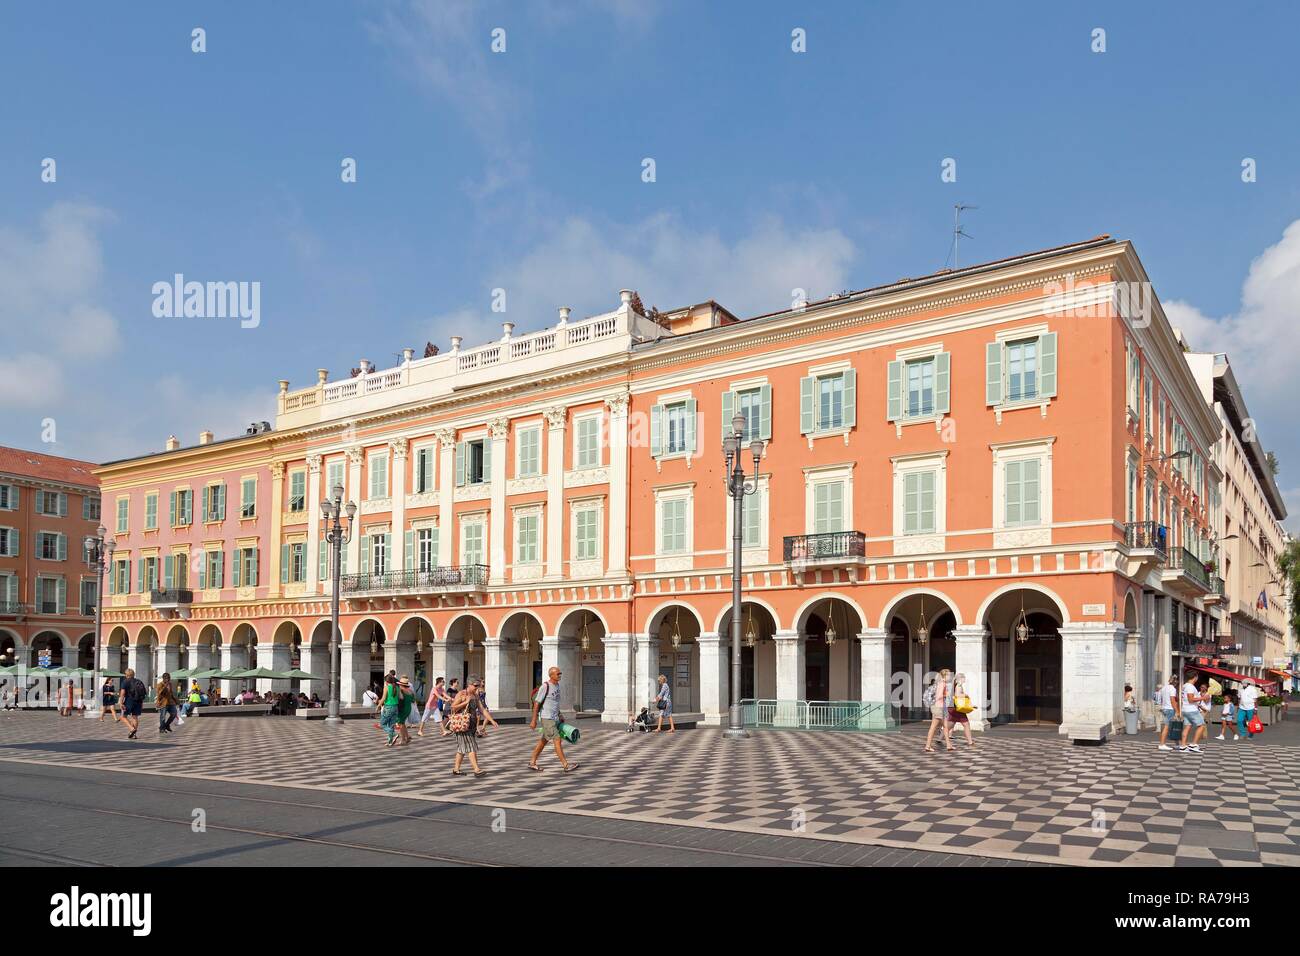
[487,417,510,440]
[306,454,322,474]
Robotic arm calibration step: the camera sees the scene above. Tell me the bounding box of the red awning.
[1192,664,1277,690]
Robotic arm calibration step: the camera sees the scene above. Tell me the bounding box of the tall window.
[83,496,101,521]
[241,478,257,518]
[1005,338,1038,402]
[817,375,845,430]
[903,471,936,535]
[575,417,600,469]
[660,499,687,554]
[905,359,935,418]
[515,430,539,478]
[289,470,306,512]
[0,484,14,510]
[205,550,224,589]
[232,547,258,588]
[741,489,762,547]
[368,454,388,499]
[327,459,345,497]
[144,493,157,530]
[664,402,690,455]
[813,481,845,534]
[37,532,64,561]
[462,523,485,565]
[516,513,540,565]
[1126,459,1138,523]
[170,489,192,527]
[80,579,97,615]
[458,439,489,486]
[116,498,129,534]
[113,558,130,594]
[370,534,388,575]
[287,543,306,583]
[1004,459,1042,526]
[36,576,62,614]
[574,509,599,561]
[0,528,15,557]
[735,388,763,440]
[414,446,435,492]
[417,528,437,572]
[37,491,65,516]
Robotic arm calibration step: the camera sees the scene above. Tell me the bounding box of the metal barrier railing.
[739,698,894,732]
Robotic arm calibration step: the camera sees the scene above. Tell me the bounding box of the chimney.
[165,435,180,452]
[558,306,571,325]
[198,430,214,446]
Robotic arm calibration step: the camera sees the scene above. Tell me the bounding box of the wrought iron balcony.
[1123,521,1168,561]
[783,532,867,564]
[1172,628,1198,655]
[1177,547,1210,590]
[0,601,28,616]
[341,565,489,597]
[1205,574,1226,604]
[150,588,194,605]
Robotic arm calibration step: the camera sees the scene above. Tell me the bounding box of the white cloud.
[0,203,121,408]
[425,213,855,348]
[1164,219,1300,530]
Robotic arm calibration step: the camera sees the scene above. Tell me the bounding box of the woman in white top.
[924,668,955,754]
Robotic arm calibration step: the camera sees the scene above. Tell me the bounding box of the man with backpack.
[528,666,577,773]
[119,668,147,740]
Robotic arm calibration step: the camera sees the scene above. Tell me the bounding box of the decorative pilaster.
[268,461,285,596]
[306,454,322,592]
[953,625,989,731]
[697,631,728,725]
[434,428,456,567]
[634,632,660,715]
[1059,623,1127,743]
[858,627,890,705]
[488,418,509,585]
[604,393,630,577]
[389,439,409,570]
[345,447,364,573]
[601,632,635,723]
[773,628,804,706]
[483,638,517,711]
[340,640,371,708]
[544,407,567,581]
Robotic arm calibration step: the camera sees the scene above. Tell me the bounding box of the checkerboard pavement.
[2,710,1298,866]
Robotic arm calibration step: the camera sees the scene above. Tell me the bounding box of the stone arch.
[712,597,782,636]
[876,588,963,631]
[715,600,781,702]
[643,603,703,713]
[163,624,190,646]
[558,606,610,643]
[1123,590,1139,632]
[976,582,1070,629]
[643,602,703,640]
[76,632,96,668]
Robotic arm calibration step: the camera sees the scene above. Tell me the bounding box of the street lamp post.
[723,412,763,740]
[82,526,114,720]
[320,484,356,726]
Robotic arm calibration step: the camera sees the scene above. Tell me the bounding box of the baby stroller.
[627,706,654,733]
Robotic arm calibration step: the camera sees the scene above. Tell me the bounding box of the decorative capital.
[604,393,630,416]
[270,461,286,480]
[306,454,322,474]
[432,426,457,446]
[388,438,409,460]
[544,406,568,430]
[488,417,509,440]
[345,446,365,466]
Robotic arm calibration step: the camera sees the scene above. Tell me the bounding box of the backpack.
[922,684,936,708]
[123,678,146,703]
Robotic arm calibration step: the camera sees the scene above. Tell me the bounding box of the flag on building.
[1256,590,1269,611]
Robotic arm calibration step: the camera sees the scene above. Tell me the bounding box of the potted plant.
[1255,694,1283,725]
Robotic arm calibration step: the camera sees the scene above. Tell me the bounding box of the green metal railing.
[740,699,895,732]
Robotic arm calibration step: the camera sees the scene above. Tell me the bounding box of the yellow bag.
[954,694,975,714]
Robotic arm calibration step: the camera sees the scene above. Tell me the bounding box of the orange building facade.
[94,236,1221,740]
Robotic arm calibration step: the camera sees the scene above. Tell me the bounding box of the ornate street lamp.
[1015,593,1031,643]
[321,484,356,725]
[579,613,593,652]
[520,616,532,655]
[723,412,763,739]
[742,609,757,649]
[82,526,114,720]
[824,601,838,647]
[915,596,929,646]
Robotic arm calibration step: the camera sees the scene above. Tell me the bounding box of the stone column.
[544,407,567,581]
[298,642,327,697]
[604,393,630,577]
[434,429,456,568]
[488,418,508,585]
[346,447,364,572]
[389,440,408,570]
[483,638,517,711]
[268,461,285,597]
[258,643,292,693]
[634,633,660,715]
[542,635,581,712]
[384,638,416,685]
[953,625,989,731]
[157,643,181,681]
[189,641,212,676]
[773,629,804,701]
[429,637,465,693]
[306,454,322,592]
[340,640,372,707]
[1059,623,1127,742]
[601,633,635,723]
[697,631,727,725]
[219,643,248,698]
[858,627,890,704]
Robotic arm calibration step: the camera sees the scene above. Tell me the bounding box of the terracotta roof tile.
[0,446,100,488]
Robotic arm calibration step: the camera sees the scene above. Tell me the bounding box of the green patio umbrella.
[96,668,126,679]
[284,669,321,680]
[229,667,292,680]
[187,668,223,680]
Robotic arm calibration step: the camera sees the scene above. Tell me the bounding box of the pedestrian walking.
[923,668,955,753]
[1178,669,1204,753]
[99,678,120,722]
[528,666,577,772]
[376,674,401,747]
[1217,690,1238,741]
[475,682,499,738]
[1237,679,1259,739]
[653,674,675,733]
[363,684,380,707]
[156,673,179,734]
[948,672,976,747]
[118,668,147,740]
[449,676,487,776]
[395,675,416,746]
[442,678,460,737]
[418,676,446,737]
[1156,674,1179,751]
[1193,681,1212,748]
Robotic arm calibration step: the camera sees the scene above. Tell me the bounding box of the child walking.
[1216,690,1238,741]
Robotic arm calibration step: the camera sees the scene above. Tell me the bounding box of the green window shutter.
[384,534,393,572]
[684,398,697,454]
[1005,461,1022,525]
[360,535,370,574]
[184,492,192,524]
[9,529,15,556]
[169,492,177,527]
[138,558,145,593]
[904,473,919,534]
[934,352,951,415]
[59,493,68,516]
[800,376,814,433]
[842,369,856,428]
[215,552,224,589]
[650,404,663,457]
[482,439,492,478]
[886,360,903,421]
[455,443,467,486]
[125,559,131,593]
[217,484,227,520]
[107,564,116,595]
[1022,458,1041,523]
[319,536,328,579]
[57,533,67,561]
[720,390,734,440]
[164,555,174,588]
[56,577,66,614]
[405,531,414,569]
[202,486,210,522]
[232,550,242,588]
[340,544,348,575]
[198,555,206,590]
[249,549,258,587]
[758,384,772,440]
[1038,332,1058,397]
[920,471,936,532]
[985,342,1003,405]
[281,544,289,584]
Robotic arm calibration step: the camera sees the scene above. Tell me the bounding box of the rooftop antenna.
[945,203,977,270]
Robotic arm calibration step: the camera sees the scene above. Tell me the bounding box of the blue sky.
[1,0,1297,526]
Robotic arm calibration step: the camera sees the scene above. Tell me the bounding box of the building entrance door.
[805,636,829,701]
[1011,615,1062,724]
